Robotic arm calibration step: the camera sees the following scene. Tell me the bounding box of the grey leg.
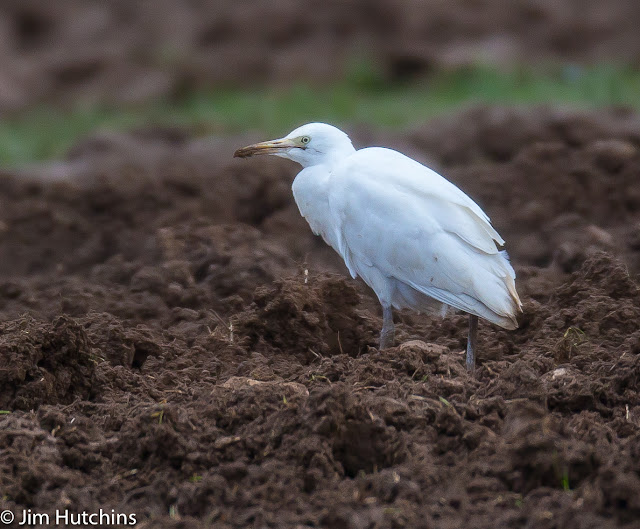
[466,314,478,372]
[379,305,395,349]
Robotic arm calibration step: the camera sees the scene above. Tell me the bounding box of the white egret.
[234,123,521,370]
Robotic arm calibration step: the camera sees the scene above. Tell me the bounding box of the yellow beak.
[233,138,296,158]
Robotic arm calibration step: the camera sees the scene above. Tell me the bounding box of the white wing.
[328,147,521,328]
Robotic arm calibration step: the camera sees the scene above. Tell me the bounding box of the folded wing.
[329,147,521,328]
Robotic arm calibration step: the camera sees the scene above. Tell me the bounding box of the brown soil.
[2,1,640,111]
[1,107,640,528]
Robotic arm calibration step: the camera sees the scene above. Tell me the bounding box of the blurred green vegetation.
[2,64,640,166]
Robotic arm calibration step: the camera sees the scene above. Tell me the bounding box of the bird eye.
[301,136,310,145]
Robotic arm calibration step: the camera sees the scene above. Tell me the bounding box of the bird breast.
[291,166,342,253]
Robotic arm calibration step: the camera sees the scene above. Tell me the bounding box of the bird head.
[234,122,355,168]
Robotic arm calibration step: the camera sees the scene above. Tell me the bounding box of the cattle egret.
[234,123,522,370]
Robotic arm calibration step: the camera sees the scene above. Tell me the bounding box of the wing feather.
[328,147,521,328]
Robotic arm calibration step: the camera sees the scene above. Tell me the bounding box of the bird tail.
[477,250,521,329]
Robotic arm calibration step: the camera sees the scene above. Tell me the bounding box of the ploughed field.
[1,106,640,528]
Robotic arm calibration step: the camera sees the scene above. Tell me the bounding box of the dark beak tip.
[233,148,251,159]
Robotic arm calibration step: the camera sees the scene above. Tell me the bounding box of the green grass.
[2,64,640,166]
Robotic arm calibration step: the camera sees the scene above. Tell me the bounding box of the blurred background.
[2,0,640,164]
